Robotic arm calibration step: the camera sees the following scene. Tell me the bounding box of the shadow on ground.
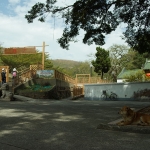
[0,100,150,149]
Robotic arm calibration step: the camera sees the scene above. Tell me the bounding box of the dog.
[116,106,150,126]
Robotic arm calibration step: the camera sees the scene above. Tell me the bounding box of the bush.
[123,70,149,82]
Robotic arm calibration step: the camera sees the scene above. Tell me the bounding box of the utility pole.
[42,41,45,70]
[2,41,49,70]
[27,41,48,70]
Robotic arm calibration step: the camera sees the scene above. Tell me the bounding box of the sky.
[0,0,128,62]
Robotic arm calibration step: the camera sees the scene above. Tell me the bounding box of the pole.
[90,66,92,77]
[42,41,45,70]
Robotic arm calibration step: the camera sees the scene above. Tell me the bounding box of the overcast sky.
[0,0,127,61]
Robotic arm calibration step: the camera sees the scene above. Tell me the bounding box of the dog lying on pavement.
[116,106,150,126]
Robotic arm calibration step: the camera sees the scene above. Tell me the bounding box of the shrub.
[123,70,148,82]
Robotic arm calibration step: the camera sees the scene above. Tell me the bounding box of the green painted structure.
[143,59,150,75]
[117,68,142,83]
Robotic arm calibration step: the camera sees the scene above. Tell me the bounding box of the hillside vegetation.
[51,59,93,78]
[51,59,81,68]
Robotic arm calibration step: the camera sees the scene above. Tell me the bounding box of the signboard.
[36,70,54,78]
[4,47,36,54]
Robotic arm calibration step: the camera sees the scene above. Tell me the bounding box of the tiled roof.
[117,68,142,79]
[143,60,150,70]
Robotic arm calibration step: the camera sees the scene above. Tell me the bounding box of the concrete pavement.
[0,98,150,150]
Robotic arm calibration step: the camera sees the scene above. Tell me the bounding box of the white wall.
[117,79,127,83]
[84,82,150,100]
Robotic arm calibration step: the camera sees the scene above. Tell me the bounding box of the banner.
[4,47,36,54]
[36,70,54,78]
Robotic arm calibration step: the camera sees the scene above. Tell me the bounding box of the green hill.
[51,59,81,68]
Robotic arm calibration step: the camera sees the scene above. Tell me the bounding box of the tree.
[0,48,53,71]
[0,45,4,66]
[108,44,129,81]
[0,53,42,71]
[54,61,94,77]
[121,49,146,70]
[108,45,146,81]
[123,70,145,82]
[91,47,111,79]
[70,61,94,77]
[44,59,53,70]
[25,0,150,53]
[44,54,53,69]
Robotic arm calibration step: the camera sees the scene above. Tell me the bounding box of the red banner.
[4,47,36,54]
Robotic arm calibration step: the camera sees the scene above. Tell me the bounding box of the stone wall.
[13,78,73,99]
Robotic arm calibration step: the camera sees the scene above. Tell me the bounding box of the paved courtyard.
[0,99,150,150]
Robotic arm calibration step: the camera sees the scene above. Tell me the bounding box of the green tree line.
[0,44,149,81]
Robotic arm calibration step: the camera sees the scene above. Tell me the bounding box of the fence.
[72,86,84,97]
[12,65,42,87]
[54,70,76,85]
[76,77,111,84]
[3,66,112,98]
[75,74,111,85]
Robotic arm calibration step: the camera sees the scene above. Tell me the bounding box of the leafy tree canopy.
[0,47,53,71]
[121,49,146,70]
[25,0,150,53]
[123,70,146,82]
[108,44,129,81]
[92,47,111,79]
[0,53,42,71]
[108,44,146,81]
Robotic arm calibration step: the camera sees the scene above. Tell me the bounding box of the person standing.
[1,68,6,84]
[12,68,17,78]
[12,68,18,87]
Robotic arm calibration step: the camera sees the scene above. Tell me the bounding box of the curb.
[13,95,36,102]
[97,123,150,134]
[71,94,84,100]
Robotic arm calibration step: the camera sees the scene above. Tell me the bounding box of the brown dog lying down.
[117,106,150,126]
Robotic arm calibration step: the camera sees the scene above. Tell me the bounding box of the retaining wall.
[84,82,150,101]
[13,78,73,99]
